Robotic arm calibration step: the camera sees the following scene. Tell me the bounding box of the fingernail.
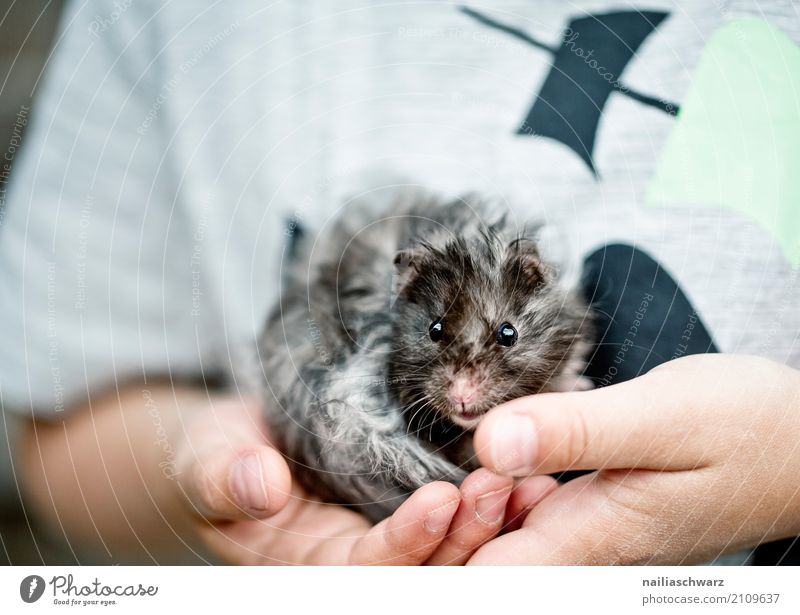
[231,454,269,511]
[490,411,538,475]
[475,486,512,525]
[423,499,459,534]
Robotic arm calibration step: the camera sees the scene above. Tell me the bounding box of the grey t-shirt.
[1,0,799,419]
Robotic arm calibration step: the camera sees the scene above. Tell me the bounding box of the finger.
[348,481,461,565]
[503,475,559,533]
[468,474,626,565]
[425,469,513,565]
[469,470,706,565]
[474,370,713,476]
[179,445,292,521]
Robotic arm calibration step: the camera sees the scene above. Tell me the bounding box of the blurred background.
[0,0,64,564]
[1,0,63,177]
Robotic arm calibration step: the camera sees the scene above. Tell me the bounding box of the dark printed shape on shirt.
[580,243,717,386]
[460,7,677,176]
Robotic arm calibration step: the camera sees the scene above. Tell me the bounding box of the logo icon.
[20,575,46,603]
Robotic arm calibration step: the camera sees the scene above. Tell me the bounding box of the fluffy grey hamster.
[260,188,590,522]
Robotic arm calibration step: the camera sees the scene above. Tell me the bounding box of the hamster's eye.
[496,322,518,347]
[429,319,444,342]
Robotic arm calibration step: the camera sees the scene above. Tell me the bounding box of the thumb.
[179,445,292,520]
[474,367,714,476]
[177,398,292,521]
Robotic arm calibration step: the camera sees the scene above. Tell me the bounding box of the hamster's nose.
[447,375,480,406]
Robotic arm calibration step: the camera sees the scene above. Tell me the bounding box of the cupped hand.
[469,354,800,564]
[174,396,520,564]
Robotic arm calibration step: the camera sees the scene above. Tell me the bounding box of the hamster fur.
[259,188,591,522]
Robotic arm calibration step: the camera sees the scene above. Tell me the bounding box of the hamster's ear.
[506,238,553,287]
[391,248,422,303]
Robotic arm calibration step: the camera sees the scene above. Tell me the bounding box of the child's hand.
[177,397,519,564]
[469,354,800,564]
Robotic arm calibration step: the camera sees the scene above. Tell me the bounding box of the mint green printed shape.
[646,17,800,266]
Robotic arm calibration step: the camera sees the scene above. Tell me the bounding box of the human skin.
[19,384,546,565]
[468,354,800,564]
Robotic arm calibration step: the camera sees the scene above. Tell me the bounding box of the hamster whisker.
[428,411,444,442]
[405,396,434,435]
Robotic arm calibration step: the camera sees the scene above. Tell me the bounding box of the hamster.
[259,188,591,522]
